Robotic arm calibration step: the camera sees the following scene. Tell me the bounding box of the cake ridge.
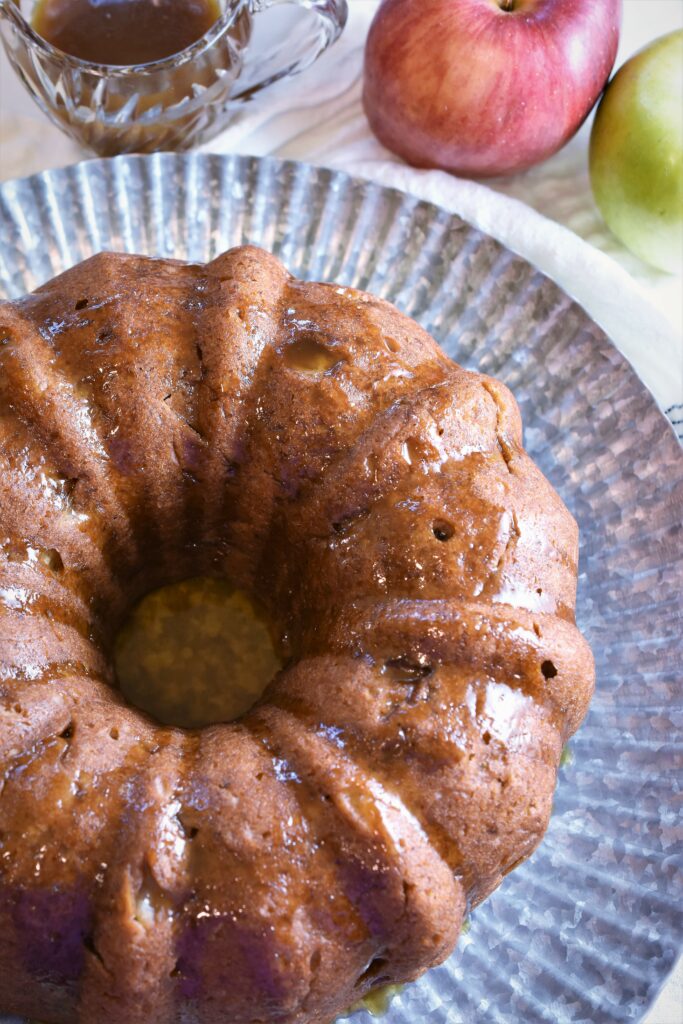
[255,689,466,880]
[247,704,463,990]
[0,244,594,1024]
[0,301,143,579]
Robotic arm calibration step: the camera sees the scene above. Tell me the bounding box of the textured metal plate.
[0,153,681,1024]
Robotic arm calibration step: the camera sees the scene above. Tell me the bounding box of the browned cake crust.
[0,245,594,1024]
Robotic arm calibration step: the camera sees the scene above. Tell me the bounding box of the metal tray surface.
[0,153,680,1024]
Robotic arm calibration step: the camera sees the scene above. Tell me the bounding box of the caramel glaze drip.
[0,246,594,1024]
[32,0,221,65]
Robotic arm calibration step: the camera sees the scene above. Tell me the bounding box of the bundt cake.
[0,244,594,1024]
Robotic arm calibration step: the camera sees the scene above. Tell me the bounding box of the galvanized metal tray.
[0,153,680,1024]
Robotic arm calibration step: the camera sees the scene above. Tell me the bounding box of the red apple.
[363,0,622,178]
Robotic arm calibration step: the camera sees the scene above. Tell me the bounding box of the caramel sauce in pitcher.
[32,0,222,65]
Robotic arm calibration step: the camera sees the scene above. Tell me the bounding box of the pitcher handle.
[0,0,15,18]
[233,0,347,100]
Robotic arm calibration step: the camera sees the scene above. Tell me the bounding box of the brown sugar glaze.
[0,246,594,1024]
[31,0,222,65]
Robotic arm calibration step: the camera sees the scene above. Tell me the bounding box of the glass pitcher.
[0,0,347,155]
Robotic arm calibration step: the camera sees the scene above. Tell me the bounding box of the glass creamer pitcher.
[0,0,347,155]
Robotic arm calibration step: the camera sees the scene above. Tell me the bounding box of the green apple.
[590,30,683,274]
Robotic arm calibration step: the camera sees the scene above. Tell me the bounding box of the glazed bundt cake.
[0,245,594,1024]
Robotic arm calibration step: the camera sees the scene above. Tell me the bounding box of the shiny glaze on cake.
[0,245,594,1024]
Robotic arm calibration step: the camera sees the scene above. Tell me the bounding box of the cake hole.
[113,578,282,729]
[356,956,390,988]
[176,813,199,840]
[109,726,119,740]
[39,548,64,572]
[96,327,113,345]
[74,298,88,310]
[284,333,339,374]
[541,660,557,680]
[60,722,74,740]
[383,656,433,684]
[332,509,369,535]
[432,519,454,542]
[83,934,105,966]
[44,472,78,504]
[384,336,401,353]
[482,730,492,745]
